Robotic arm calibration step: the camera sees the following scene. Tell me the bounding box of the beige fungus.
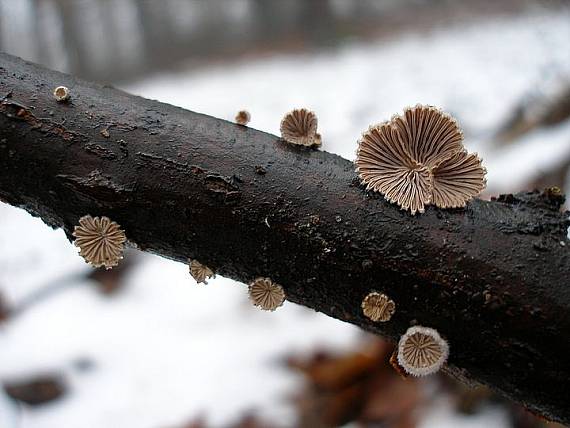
[248,277,286,311]
[280,108,321,147]
[431,150,487,209]
[72,215,126,269]
[189,259,215,284]
[361,292,396,322]
[355,105,486,214]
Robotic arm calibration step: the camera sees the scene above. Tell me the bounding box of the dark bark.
[1,53,569,423]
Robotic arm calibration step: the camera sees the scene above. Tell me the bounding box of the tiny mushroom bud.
[397,326,449,377]
[235,110,251,126]
[53,86,70,102]
[189,259,215,284]
[248,277,285,311]
[280,108,321,147]
[361,292,395,322]
[72,215,126,269]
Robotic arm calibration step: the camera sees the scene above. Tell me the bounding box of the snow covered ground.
[1,8,569,428]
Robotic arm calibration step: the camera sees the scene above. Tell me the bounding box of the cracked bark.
[1,53,569,424]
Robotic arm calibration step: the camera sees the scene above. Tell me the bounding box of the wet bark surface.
[1,53,569,423]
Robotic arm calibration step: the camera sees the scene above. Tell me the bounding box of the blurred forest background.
[0,1,569,427]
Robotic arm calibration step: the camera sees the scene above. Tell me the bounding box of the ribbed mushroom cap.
[280,108,321,147]
[397,326,449,377]
[356,105,483,214]
[391,105,464,169]
[189,259,215,284]
[72,215,126,269]
[248,277,286,311]
[356,122,432,214]
[431,150,487,208]
[361,292,396,322]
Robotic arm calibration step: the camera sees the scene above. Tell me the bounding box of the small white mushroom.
[397,325,449,377]
[53,86,70,102]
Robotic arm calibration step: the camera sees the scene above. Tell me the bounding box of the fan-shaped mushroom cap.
[356,122,432,214]
[280,108,321,147]
[189,259,215,284]
[356,105,484,214]
[392,105,464,169]
[431,150,487,208]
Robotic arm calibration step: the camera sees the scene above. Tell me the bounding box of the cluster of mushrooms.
[70,99,485,378]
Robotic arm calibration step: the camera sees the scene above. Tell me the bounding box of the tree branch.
[1,53,569,423]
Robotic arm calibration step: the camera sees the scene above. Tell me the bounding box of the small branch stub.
[235,110,251,126]
[361,292,396,322]
[248,277,286,311]
[53,86,70,102]
[280,108,321,147]
[72,215,126,269]
[189,259,214,284]
[397,326,449,377]
[355,105,486,214]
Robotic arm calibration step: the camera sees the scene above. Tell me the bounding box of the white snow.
[486,119,570,192]
[1,8,570,428]
[422,398,511,428]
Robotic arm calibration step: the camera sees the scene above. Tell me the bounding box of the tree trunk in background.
[0,53,569,424]
[30,0,49,68]
[299,0,336,46]
[52,0,84,77]
[134,0,176,69]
